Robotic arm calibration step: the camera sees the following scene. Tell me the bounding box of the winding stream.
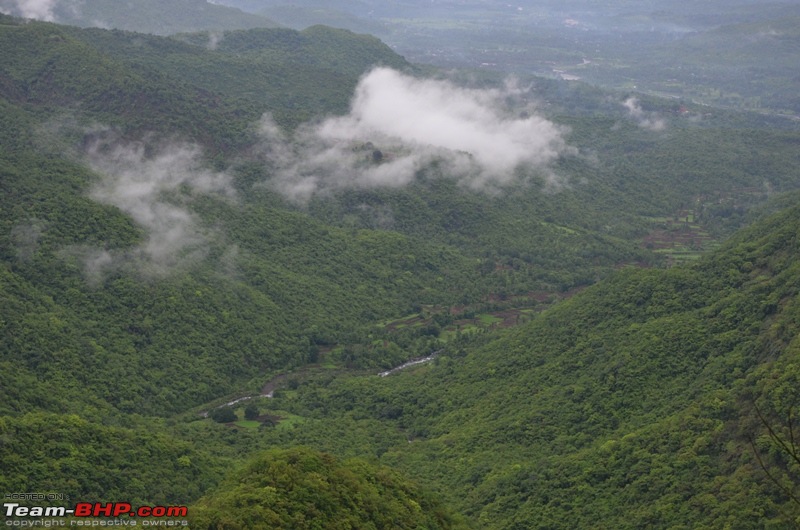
[201,352,440,417]
[378,351,440,377]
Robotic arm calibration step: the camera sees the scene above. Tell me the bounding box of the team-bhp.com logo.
[4,501,189,527]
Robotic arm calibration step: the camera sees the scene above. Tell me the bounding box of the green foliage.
[0,21,471,419]
[250,201,800,529]
[0,20,254,151]
[68,24,411,129]
[210,407,237,424]
[190,447,469,530]
[2,13,800,529]
[244,403,260,420]
[0,413,225,505]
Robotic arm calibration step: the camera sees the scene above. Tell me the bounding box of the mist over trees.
[1,4,800,529]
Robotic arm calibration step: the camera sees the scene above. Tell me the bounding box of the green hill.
[0,15,409,137]
[0,16,470,417]
[0,413,225,505]
[2,13,800,529]
[255,198,800,528]
[190,447,469,529]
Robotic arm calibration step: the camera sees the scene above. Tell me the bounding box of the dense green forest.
[190,447,469,529]
[1,11,800,528]
[245,199,800,528]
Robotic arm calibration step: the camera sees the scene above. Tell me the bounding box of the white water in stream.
[378,353,438,377]
[202,351,439,416]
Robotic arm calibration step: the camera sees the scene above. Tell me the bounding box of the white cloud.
[261,68,572,201]
[623,97,666,131]
[83,132,234,276]
[0,0,83,21]
[206,31,223,50]
[1,0,59,21]
[10,220,44,261]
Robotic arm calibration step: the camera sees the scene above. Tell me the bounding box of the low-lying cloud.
[206,30,224,50]
[81,132,234,277]
[10,220,44,261]
[623,97,666,131]
[0,0,65,21]
[261,68,572,201]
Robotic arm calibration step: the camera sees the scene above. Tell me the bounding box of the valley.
[1,3,800,528]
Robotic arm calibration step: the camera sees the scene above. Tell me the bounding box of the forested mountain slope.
[2,12,800,528]
[0,13,409,138]
[253,198,800,528]
[0,15,481,514]
[190,447,469,529]
[91,24,411,126]
[0,14,459,421]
